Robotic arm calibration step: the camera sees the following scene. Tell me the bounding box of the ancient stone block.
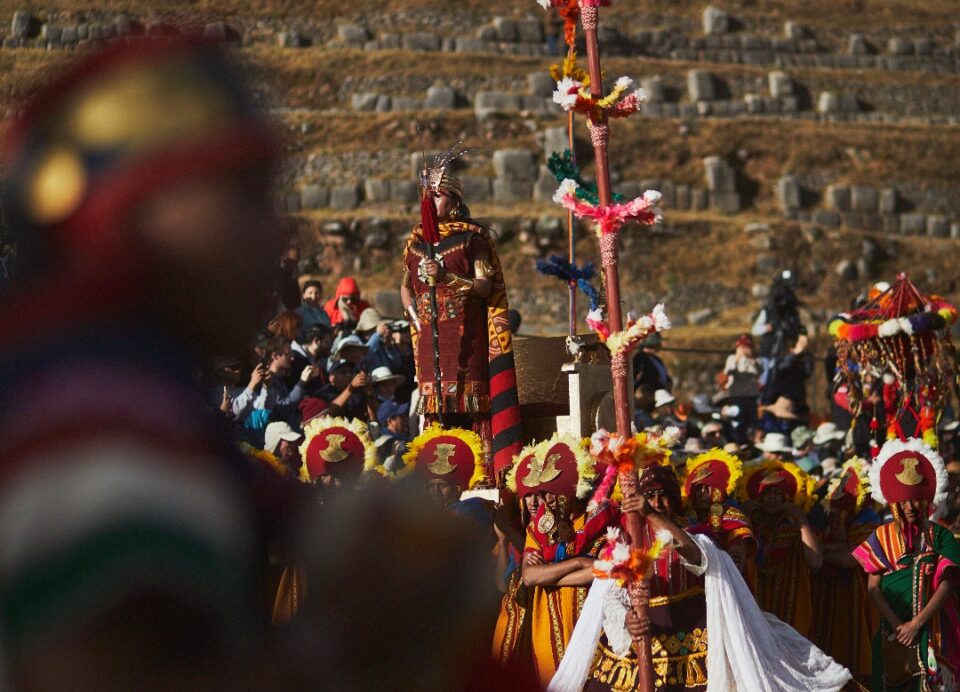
[888,37,911,55]
[493,149,536,181]
[913,37,932,56]
[899,213,926,235]
[403,33,440,51]
[776,175,801,211]
[703,156,736,193]
[614,181,640,200]
[691,188,709,210]
[455,38,487,53]
[528,71,555,98]
[702,6,728,35]
[492,17,517,42]
[533,167,556,202]
[337,24,369,44]
[879,188,898,214]
[817,91,840,114]
[474,91,522,119]
[850,186,878,213]
[278,32,303,48]
[375,95,392,112]
[424,85,456,110]
[543,127,568,158]
[813,210,840,227]
[658,180,675,208]
[364,179,390,204]
[11,10,30,38]
[641,76,665,104]
[687,69,716,101]
[390,97,421,111]
[517,18,542,43]
[493,179,532,203]
[711,191,742,214]
[768,71,793,98]
[351,92,378,111]
[745,94,764,114]
[784,21,804,40]
[687,308,714,325]
[329,184,360,210]
[462,175,492,202]
[848,34,868,55]
[825,185,850,211]
[390,180,418,204]
[41,24,61,42]
[840,94,861,112]
[300,184,329,210]
[927,216,950,237]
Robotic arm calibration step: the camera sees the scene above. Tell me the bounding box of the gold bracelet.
[444,272,474,294]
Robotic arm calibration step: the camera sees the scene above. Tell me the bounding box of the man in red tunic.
[400,149,521,478]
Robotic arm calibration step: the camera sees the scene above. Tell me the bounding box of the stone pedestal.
[555,362,625,437]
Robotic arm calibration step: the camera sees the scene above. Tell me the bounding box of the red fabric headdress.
[509,433,595,500]
[299,417,375,484]
[403,424,484,491]
[870,438,947,506]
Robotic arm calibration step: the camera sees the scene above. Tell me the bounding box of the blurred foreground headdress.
[1,37,276,272]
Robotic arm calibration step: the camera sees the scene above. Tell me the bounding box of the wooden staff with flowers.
[537,0,664,686]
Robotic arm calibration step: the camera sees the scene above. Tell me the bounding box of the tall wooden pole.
[567,80,577,336]
[580,3,654,690]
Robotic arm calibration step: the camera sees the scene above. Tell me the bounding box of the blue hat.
[377,400,409,426]
[326,358,355,376]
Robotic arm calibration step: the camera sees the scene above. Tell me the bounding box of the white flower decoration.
[660,426,682,447]
[553,178,579,204]
[651,303,671,331]
[594,558,614,573]
[634,87,649,103]
[552,78,582,110]
[611,542,631,563]
[614,76,633,90]
[655,528,674,546]
[643,189,663,205]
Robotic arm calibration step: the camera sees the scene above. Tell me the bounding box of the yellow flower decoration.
[550,50,590,85]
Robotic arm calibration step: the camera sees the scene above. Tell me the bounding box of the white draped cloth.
[548,533,852,692]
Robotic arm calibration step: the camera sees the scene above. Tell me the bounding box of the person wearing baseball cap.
[318,359,375,421]
[264,421,304,475]
[377,400,410,444]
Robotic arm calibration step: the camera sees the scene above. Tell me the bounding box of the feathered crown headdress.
[417,138,474,197]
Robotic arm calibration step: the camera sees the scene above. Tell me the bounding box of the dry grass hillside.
[1,0,959,399]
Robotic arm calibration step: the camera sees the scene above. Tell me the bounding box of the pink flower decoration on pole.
[553,178,662,236]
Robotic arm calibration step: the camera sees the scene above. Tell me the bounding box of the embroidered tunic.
[586,518,708,692]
